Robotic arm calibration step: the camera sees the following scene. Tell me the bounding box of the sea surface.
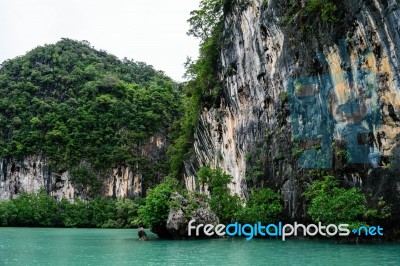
[0,228,399,265]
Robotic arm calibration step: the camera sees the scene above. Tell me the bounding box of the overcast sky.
[0,0,200,81]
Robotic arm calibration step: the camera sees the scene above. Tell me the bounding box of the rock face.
[153,192,219,239]
[0,133,167,201]
[138,227,150,241]
[184,0,400,221]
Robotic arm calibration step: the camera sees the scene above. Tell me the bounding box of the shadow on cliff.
[365,139,400,237]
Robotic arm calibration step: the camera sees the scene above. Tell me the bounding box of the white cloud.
[0,0,200,81]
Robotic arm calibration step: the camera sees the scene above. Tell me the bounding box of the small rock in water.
[138,227,149,241]
[165,192,219,239]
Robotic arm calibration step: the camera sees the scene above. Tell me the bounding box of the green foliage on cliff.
[198,167,241,224]
[236,188,283,224]
[138,178,180,228]
[137,167,284,230]
[187,0,225,41]
[0,189,144,228]
[168,0,227,177]
[304,176,392,228]
[0,38,180,172]
[283,0,340,26]
[70,165,101,197]
[306,0,339,23]
[304,176,367,225]
[198,167,284,224]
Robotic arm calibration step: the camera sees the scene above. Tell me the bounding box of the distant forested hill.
[0,38,181,172]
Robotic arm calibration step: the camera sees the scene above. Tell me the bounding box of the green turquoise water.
[0,228,399,266]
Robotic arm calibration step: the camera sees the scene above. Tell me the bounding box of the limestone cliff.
[184,0,400,220]
[0,133,167,201]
